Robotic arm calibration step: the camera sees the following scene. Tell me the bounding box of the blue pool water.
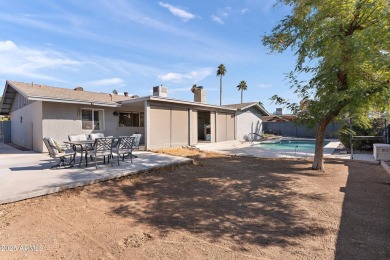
[257,139,329,151]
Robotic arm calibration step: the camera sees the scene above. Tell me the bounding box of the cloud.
[158,2,195,21]
[211,15,224,25]
[257,83,272,89]
[241,8,249,14]
[0,40,80,81]
[158,68,213,83]
[85,78,126,88]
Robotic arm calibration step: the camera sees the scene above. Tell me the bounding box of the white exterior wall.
[10,99,43,151]
[236,107,263,141]
[41,102,144,152]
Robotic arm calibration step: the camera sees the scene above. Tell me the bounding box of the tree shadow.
[335,161,390,259]
[92,155,329,249]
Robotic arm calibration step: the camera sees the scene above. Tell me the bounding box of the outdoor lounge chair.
[43,137,75,168]
[91,137,115,169]
[114,136,135,165]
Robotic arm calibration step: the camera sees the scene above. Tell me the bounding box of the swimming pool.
[257,139,330,151]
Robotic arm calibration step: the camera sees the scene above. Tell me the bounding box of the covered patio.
[0,143,192,204]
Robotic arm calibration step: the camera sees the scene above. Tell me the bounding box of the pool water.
[257,139,330,151]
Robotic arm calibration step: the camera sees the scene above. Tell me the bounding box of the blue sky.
[0,0,298,113]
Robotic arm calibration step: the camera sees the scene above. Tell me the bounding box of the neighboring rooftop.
[225,102,270,116]
[262,114,298,122]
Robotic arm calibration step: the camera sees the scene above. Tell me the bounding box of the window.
[82,109,104,130]
[119,112,144,127]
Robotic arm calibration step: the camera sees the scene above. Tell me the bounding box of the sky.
[0,0,299,114]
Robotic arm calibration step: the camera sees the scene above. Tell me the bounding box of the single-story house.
[225,102,270,141]
[0,81,238,152]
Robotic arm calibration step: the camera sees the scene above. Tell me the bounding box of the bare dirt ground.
[1,148,389,259]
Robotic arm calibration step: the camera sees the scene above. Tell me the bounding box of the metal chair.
[115,136,136,165]
[131,134,142,150]
[91,137,115,169]
[43,137,75,168]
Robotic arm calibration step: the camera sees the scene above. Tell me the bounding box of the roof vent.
[153,85,168,97]
[74,86,84,91]
[275,108,283,115]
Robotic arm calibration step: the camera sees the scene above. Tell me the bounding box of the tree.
[236,80,248,104]
[263,0,390,170]
[217,64,226,106]
[112,89,118,95]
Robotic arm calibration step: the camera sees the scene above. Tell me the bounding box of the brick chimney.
[194,86,206,103]
[153,85,168,97]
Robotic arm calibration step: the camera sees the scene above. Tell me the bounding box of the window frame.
[81,108,105,130]
[118,112,144,127]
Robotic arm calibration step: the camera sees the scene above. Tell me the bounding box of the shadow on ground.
[92,155,329,249]
[335,161,390,259]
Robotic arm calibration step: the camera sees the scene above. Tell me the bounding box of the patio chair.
[91,137,115,169]
[89,133,105,140]
[131,134,142,150]
[115,136,136,165]
[130,134,142,158]
[68,133,94,158]
[43,137,75,169]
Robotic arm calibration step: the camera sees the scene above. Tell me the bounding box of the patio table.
[64,140,94,167]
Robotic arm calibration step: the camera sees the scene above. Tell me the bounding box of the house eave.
[28,96,121,107]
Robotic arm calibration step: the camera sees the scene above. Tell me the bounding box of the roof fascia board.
[28,97,121,107]
[149,96,237,111]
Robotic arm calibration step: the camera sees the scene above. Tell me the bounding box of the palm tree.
[216,64,226,106]
[236,80,248,104]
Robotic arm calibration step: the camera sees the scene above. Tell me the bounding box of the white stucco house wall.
[0,81,237,152]
[225,102,270,141]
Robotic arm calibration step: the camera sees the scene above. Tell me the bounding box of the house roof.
[0,80,133,114]
[262,114,298,122]
[0,80,238,115]
[224,102,270,116]
[120,96,237,112]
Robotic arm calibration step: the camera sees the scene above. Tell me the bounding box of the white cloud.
[211,15,224,25]
[0,40,80,81]
[158,2,195,21]
[257,83,272,89]
[158,68,213,83]
[85,78,126,88]
[241,8,249,14]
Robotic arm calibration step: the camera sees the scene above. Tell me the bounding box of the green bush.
[339,118,385,150]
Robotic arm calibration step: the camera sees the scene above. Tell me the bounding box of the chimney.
[153,85,168,97]
[124,92,128,97]
[194,86,206,103]
[109,94,113,101]
[275,108,283,115]
[74,86,84,91]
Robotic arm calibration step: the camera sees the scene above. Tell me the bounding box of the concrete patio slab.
[0,144,192,204]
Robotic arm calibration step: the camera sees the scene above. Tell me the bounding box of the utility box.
[373,143,390,160]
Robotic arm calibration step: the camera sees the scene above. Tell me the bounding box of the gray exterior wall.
[10,97,43,151]
[40,102,144,152]
[236,107,263,141]
[263,121,340,138]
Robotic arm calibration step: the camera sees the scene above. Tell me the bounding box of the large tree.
[217,64,226,106]
[263,0,390,170]
[237,80,248,104]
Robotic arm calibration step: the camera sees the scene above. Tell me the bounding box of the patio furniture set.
[43,134,142,169]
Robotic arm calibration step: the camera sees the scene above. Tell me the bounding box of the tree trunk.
[241,89,243,103]
[220,76,222,106]
[312,118,330,170]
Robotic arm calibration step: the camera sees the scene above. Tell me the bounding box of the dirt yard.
[1,149,389,259]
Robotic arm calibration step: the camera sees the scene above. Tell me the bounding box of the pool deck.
[196,139,376,162]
